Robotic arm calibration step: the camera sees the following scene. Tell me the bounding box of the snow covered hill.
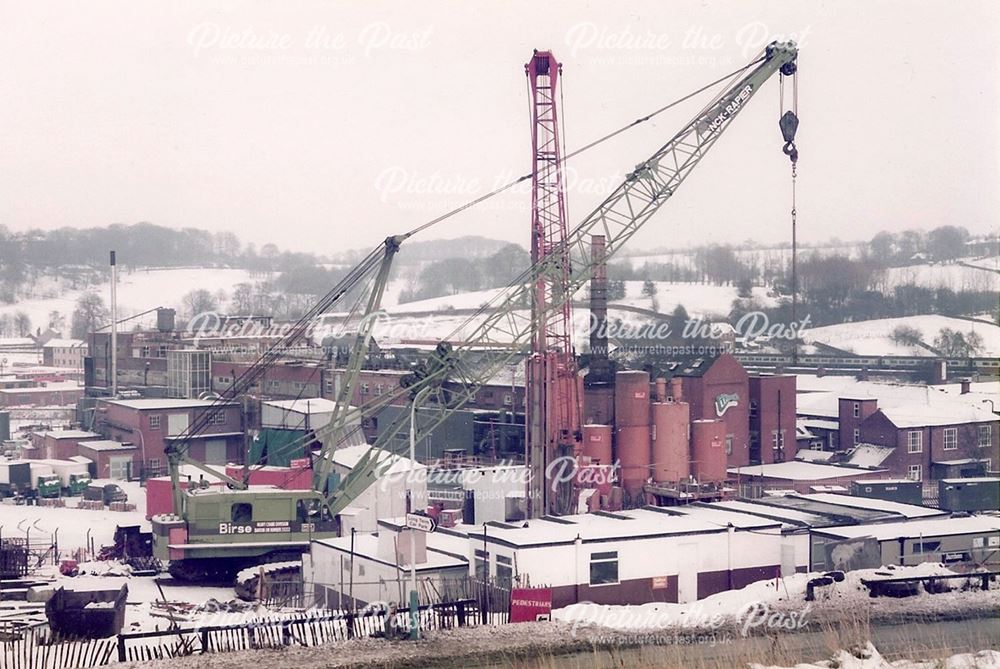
[805,315,1000,357]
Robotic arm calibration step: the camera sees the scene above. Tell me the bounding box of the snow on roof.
[879,405,998,428]
[1,383,83,394]
[796,493,946,519]
[795,449,835,463]
[79,440,136,452]
[450,506,779,548]
[703,500,836,528]
[940,477,1000,484]
[794,376,999,425]
[106,398,238,409]
[42,339,85,348]
[813,515,1000,541]
[330,444,426,474]
[799,418,839,431]
[729,461,885,482]
[845,444,894,469]
[262,398,340,414]
[37,429,101,439]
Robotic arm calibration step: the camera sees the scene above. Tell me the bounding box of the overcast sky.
[1,1,997,256]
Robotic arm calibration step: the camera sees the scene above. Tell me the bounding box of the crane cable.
[779,62,800,360]
[404,55,765,240]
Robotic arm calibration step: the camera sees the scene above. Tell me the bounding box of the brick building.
[858,404,999,483]
[94,398,244,477]
[29,429,102,460]
[667,353,750,468]
[41,339,86,369]
[748,375,797,465]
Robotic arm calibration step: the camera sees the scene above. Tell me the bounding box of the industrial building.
[94,397,243,476]
[810,515,1000,571]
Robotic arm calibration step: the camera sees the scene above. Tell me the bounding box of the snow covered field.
[0,268,257,333]
[883,263,999,292]
[0,480,147,551]
[805,315,1000,357]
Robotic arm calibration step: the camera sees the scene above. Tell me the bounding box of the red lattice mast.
[525,50,581,517]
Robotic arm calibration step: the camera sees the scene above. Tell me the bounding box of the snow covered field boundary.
[554,564,998,637]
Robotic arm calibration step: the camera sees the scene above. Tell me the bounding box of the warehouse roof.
[37,429,100,440]
[795,493,946,520]
[450,506,780,548]
[728,461,885,481]
[262,398,340,414]
[79,440,136,452]
[813,516,1000,541]
[701,500,839,528]
[104,398,238,410]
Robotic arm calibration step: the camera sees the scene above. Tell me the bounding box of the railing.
[1,600,479,669]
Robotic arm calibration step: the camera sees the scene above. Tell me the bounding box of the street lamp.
[408,385,432,640]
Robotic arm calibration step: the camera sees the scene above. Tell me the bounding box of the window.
[212,411,227,425]
[771,430,785,450]
[360,382,369,395]
[474,548,489,580]
[725,434,733,455]
[749,401,758,419]
[907,430,922,454]
[496,554,513,585]
[147,458,161,474]
[979,425,992,448]
[853,402,860,418]
[149,415,161,430]
[503,393,512,406]
[913,540,940,554]
[589,551,619,586]
[853,428,860,445]
[231,503,253,524]
[375,384,383,396]
[907,464,922,482]
[942,427,958,451]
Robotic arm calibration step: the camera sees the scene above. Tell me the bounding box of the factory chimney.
[587,234,609,382]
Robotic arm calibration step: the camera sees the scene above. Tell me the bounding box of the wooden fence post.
[117,634,126,662]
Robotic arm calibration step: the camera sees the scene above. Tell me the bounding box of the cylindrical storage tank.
[615,370,650,427]
[616,425,651,496]
[156,307,176,333]
[690,419,727,483]
[669,377,683,401]
[654,378,668,402]
[651,401,690,484]
[582,424,613,465]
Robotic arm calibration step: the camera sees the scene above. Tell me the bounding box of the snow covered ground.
[553,563,980,633]
[805,315,1000,357]
[753,644,1000,669]
[0,268,257,334]
[0,480,148,551]
[615,281,778,318]
[882,263,998,292]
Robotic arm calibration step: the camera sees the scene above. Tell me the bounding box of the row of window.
[148,411,226,429]
[904,426,992,453]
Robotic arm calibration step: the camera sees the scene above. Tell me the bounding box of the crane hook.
[779,110,799,164]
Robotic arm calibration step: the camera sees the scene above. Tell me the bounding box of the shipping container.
[938,477,1000,512]
[850,479,923,506]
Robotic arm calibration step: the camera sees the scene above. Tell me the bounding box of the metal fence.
[1,599,479,669]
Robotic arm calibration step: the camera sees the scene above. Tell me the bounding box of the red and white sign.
[510,587,552,623]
